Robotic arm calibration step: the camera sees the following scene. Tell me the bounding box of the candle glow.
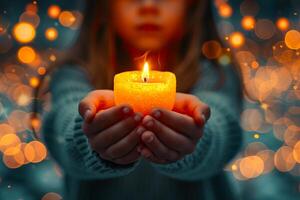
[114,62,176,115]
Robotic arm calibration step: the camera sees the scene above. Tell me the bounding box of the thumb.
[78,90,115,123]
[193,104,210,127]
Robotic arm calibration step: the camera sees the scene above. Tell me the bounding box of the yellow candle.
[114,62,176,115]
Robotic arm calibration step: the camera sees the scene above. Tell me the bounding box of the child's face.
[111,0,187,52]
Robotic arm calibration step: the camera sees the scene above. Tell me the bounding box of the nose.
[139,0,159,16]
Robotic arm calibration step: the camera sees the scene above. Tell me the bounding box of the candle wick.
[143,77,147,82]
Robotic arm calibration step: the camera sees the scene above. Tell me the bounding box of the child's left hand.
[137,93,211,164]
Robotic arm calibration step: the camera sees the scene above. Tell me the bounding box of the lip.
[136,23,162,32]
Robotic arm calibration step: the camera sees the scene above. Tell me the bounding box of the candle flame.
[142,62,150,82]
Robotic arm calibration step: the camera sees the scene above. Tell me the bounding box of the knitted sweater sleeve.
[150,63,243,181]
[41,65,141,180]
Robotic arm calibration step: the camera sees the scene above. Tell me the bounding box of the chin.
[133,39,166,52]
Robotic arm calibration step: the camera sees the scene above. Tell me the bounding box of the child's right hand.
[78,90,144,165]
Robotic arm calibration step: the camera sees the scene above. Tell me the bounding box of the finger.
[104,126,145,159]
[82,104,135,136]
[89,113,142,151]
[149,109,202,140]
[112,148,141,165]
[140,147,168,164]
[140,131,180,162]
[143,116,198,153]
[193,103,210,127]
[172,93,210,126]
[78,90,114,123]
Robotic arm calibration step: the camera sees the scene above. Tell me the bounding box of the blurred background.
[0,0,299,199]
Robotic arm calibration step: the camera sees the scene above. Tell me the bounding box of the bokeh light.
[29,77,40,88]
[38,67,47,75]
[48,5,61,19]
[254,19,276,40]
[42,192,63,200]
[276,17,290,31]
[58,11,76,27]
[7,110,30,132]
[24,141,47,163]
[241,16,256,30]
[274,146,296,172]
[257,150,275,174]
[239,156,264,178]
[293,141,300,163]
[229,32,245,48]
[13,22,36,43]
[11,84,33,107]
[0,1,300,198]
[202,40,222,59]
[17,46,36,64]
[285,30,300,50]
[26,3,38,14]
[19,11,40,28]
[240,0,260,16]
[45,27,58,41]
[218,3,233,18]
[2,150,25,169]
[0,134,21,153]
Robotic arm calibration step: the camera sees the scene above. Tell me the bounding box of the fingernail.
[145,120,154,128]
[146,135,154,143]
[84,110,92,121]
[152,110,161,119]
[122,106,131,114]
[136,126,144,136]
[134,114,142,122]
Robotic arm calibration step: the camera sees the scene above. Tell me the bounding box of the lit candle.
[114,62,176,115]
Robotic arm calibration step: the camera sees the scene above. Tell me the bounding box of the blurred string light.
[276,17,290,31]
[42,192,62,200]
[45,27,58,41]
[285,30,300,50]
[0,3,64,198]
[58,11,76,27]
[17,46,36,64]
[29,77,40,88]
[202,40,222,59]
[24,141,47,163]
[38,67,47,76]
[213,0,300,183]
[218,3,233,18]
[0,0,298,190]
[294,141,300,163]
[241,16,256,31]
[19,9,40,28]
[229,32,245,48]
[254,19,276,40]
[0,2,84,172]
[13,22,36,43]
[274,146,296,172]
[48,5,61,19]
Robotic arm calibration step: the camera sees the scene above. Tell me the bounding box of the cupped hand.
[78,90,145,165]
[137,93,211,164]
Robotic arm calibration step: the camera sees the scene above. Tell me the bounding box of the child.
[41,0,243,199]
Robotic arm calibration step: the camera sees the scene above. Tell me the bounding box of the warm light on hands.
[137,93,211,164]
[78,91,210,165]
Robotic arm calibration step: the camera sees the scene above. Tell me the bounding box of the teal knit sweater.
[41,61,243,200]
